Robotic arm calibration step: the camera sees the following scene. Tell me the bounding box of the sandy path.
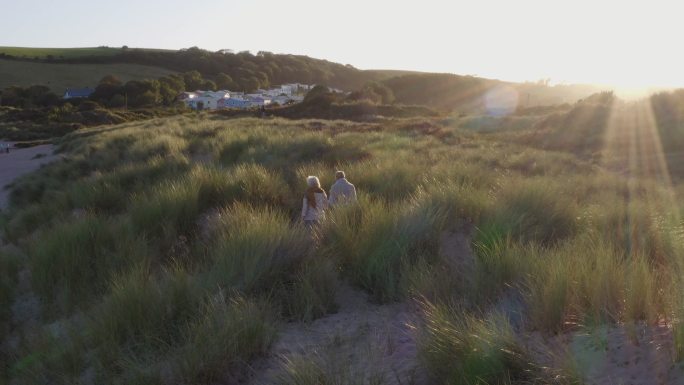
[0,143,59,210]
[527,324,684,385]
[245,229,479,385]
[247,283,428,385]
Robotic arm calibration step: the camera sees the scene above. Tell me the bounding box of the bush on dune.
[322,196,445,302]
[217,130,371,170]
[30,215,147,310]
[280,256,339,322]
[346,158,424,201]
[129,178,201,241]
[519,236,665,332]
[129,164,290,245]
[480,178,579,246]
[174,294,277,383]
[0,248,20,338]
[207,203,311,293]
[417,301,543,385]
[90,267,201,353]
[90,273,276,384]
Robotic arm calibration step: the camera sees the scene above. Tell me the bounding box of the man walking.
[329,170,357,206]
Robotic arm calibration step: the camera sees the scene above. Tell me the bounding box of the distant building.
[63,88,94,99]
[248,96,271,107]
[180,84,310,110]
[218,98,251,109]
[181,91,230,110]
[177,92,196,100]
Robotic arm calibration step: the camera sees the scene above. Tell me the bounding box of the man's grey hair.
[307,175,321,187]
[335,171,346,179]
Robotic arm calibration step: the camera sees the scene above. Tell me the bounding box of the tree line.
[1,70,246,109]
[3,47,382,91]
[0,71,401,110]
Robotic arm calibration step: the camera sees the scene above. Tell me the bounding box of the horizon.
[3,0,684,94]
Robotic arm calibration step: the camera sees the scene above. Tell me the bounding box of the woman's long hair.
[305,176,326,209]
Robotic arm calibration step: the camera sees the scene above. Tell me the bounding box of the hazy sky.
[2,0,683,88]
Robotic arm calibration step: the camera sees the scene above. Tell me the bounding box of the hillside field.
[0,46,172,59]
[2,95,684,384]
[0,59,175,93]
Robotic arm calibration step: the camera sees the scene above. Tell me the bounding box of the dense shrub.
[208,204,311,293]
[418,301,541,385]
[322,197,444,302]
[480,178,579,246]
[30,216,147,310]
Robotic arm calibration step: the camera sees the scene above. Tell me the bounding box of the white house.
[182,91,230,110]
[178,92,196,100]
[180,83,311,110]
[218,98,251,109]
[247,96,271,107]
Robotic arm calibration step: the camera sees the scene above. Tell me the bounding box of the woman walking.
[301,175,328,228]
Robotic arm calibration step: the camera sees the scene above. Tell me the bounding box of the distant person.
[302,175,328,228]
[329,171,357,206]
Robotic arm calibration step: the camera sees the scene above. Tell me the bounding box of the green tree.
[348,81,395,104]
[183,71,204,91]
[216,73,238,90]
[201,80,217,91]
[238,77,261,92]
[108,94,126,108]
[159,75,185,105]
[92,75,124,104]
[125,80,160,107]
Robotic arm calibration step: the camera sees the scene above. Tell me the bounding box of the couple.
[302,170,357,227]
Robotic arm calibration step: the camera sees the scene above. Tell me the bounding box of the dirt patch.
[248,283,428,385]
[196,208,222,241]
[190,152,214,165]
[248,229,478,384]
[527,323,684,385]
[438,227,474,273]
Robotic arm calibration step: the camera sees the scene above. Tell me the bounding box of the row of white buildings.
[179,83,312,110]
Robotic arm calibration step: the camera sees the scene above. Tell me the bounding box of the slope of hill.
[382,73,603,112]
[0,59,175,93]
[0,46,172,59]
[0,46,602,111]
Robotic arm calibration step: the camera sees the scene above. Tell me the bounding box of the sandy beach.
[0,143,58,210]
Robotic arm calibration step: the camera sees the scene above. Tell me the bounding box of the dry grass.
[3,112,684,384]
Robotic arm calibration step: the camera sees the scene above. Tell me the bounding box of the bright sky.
[2,0,683,89]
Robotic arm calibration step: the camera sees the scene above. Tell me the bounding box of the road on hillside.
[0,144,59,210]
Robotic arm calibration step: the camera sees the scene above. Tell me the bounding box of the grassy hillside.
[382,73,603,111]
[0,59,175,93]
[0,46,171,59]
[2,106,684,383]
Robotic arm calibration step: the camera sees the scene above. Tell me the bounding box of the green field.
[0,46,173,59]
[0,59,175,93]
